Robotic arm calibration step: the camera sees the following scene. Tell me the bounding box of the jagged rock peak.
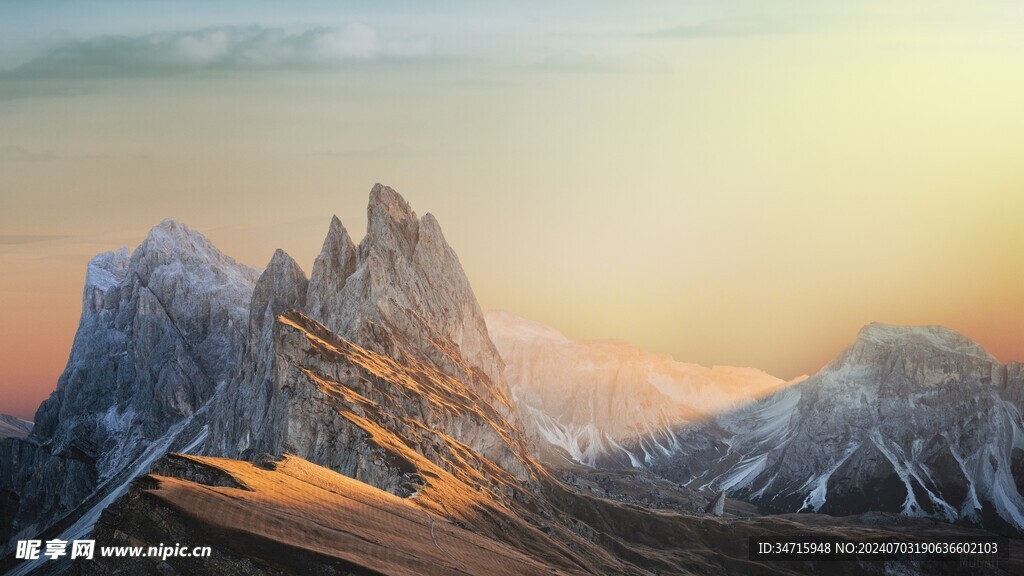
[251,249,309,335]
[306,216,357,323]
[142,219,209,251]
[134,219,259,284]
[303,183,505,387]
[366,183,419,254]
[85,247,131,292]
[855,322,994,362]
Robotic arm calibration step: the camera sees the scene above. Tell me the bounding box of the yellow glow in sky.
[1,2,1022,419]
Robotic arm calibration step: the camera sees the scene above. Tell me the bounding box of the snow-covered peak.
[132,219,259,286]
[85,247,130,292]
[143,219,209,252]
[488,312,792,467]
[855,323,995,362]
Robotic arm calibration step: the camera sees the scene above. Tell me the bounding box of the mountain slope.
[0,221,257,553]
[651,323,1024,534]
[486,311,793,467]
[4,186,1022,575]
[83,454,565,576]
[79,451,1024,575]
[0,416,31,441]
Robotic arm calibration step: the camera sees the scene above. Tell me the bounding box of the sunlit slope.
[106,453,565,576]
[486,311,796,467]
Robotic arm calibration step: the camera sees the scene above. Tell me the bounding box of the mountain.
[486,311,794,467]
[4,185,1024,575]
[0,416,31,441]
[0,221,257,556]
[81,451,1024,576]
[648,323,1024,534]
[207,185,530,496]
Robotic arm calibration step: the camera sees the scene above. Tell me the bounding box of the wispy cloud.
[526,50,667,75]
[0,145,57,162]
[0,145,112,161]
[2,25,435,80]
[649,19,785,39]
[0,235,70,245]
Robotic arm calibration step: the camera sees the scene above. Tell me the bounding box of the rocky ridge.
[648,323,1024,534]
[486,311,793,467]
[0,221,256,554]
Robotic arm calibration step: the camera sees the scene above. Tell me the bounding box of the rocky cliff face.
[209,185,531,504]
[0,221,256,552]
[4,186,539,568]
[5,183,1023,575]
[486,311,791,468]
[307,185,505,388]
[651,323,1024,534]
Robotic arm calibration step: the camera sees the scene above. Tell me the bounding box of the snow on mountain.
[653,323,1024,533]
[0,415,32,441]
[485,311,793,467]
[0,220,257,552]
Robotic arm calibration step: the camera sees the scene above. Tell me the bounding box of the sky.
[1,1,1023,419]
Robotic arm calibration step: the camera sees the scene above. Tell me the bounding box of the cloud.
[0,145,111,161]
[0,145,57,162]
[0,235,69,245]
[527,51,667,75]
[649,19,785,39]
[530,51,617,74]
[2,25,435,80]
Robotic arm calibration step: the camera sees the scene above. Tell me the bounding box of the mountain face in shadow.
[649,324,1024,535]
[494,311,1024,535]
[2,185,1022,575]
[0,222,258,555]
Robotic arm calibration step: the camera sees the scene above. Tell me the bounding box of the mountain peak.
[139,218,208,253]
[85,247,131,292]
[133,219,258,287]
[303,184,504,386]
[250,249,308,338]
[144,218,204,248]
[369,182,415,220]
[306,215,358,327]
[366,183,418,253]
[855,323,994,361]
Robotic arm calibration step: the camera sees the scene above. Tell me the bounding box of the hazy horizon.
[2,1,1022,419]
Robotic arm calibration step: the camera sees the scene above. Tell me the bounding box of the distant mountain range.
[1,185,1021,575]
[486,310,798,467]
[493,311,1024,535]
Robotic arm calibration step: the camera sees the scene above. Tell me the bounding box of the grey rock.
[207,249,308,456]
[0,221,256,552]
[210,185,532,498]
[312,184,505,389]
[304,216,357,326]
[706,491,725,516]
[652,323,1024,533]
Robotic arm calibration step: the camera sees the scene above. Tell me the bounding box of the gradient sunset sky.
[1,1,1022,419]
